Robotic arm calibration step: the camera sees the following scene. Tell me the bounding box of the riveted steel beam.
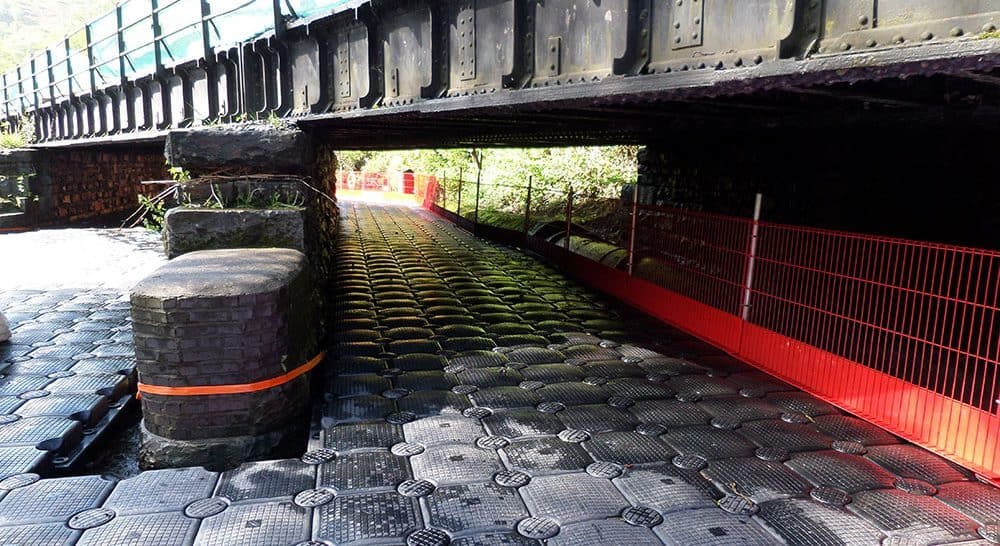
[529,0,632,86]
[3,0,999,144]
[378,0,447,105]
[289,37,321,114]
[818,2,999,53]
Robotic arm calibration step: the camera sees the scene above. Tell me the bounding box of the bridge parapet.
[2,1,998,144]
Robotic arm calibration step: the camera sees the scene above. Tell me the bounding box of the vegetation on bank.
[0,0,117,73]
[0,175,35,214]
[133,165,310,231]
[340,146,638,222]
[0,117,33,149]
[0,0,116,150]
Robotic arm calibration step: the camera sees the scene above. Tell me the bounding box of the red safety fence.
[337,171,437,201]
[632,205,1000,482]
[336,171,389,192]
[422,177,1000,483]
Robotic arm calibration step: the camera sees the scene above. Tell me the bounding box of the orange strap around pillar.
[137,351,326,397]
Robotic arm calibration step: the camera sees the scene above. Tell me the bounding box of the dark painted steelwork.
[1,1,998,143]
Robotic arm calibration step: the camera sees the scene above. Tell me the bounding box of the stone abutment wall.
[37,147,168,225]
[1,146,167,227]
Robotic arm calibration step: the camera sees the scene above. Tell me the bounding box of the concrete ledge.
[131,248,317,469]
[165,125,314,176]
[163,207,305,259]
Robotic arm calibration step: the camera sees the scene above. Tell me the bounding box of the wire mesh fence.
[422,173,1000,481]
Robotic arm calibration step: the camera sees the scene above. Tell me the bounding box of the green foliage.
[358,148,477,177]
[168,165,192,182]
[135,177,308,231]
[136,162,307,231]
[0,174,35,213]
[0,196,18,213]
[233,187,305,209]
[0,0,118,72]
[137,193,166,231]
[268,190,305,209]
[266,110,282,128]
[337,150,374,171]
[345,146,638,220]
[0,116,34,148]
[232,112,264,123]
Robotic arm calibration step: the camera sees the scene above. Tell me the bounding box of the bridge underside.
[302,46,1000,149]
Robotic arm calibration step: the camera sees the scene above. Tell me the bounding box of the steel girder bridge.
[2,1,999,148]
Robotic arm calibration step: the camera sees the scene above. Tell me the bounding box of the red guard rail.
[336,171,390,192]
[421,177,1000,483]
[336,171,437,201]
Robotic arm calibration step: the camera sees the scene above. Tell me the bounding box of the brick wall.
[32,146,168,226]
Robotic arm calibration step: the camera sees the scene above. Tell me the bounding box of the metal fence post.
[457,168,464,217]
[474,167,482,235]
[151,0,165,74]
[272,0,287,39]
[64,37,74,99]
[84,24,96,107]
[565,186,574,251]
[627,183,640,275]
[523,175,533,239]
[115,3,127,86]
[741,193,763,321]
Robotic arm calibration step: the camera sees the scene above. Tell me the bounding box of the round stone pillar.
[130,248,317,469]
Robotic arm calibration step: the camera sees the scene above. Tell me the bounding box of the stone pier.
[131,248,317,469]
